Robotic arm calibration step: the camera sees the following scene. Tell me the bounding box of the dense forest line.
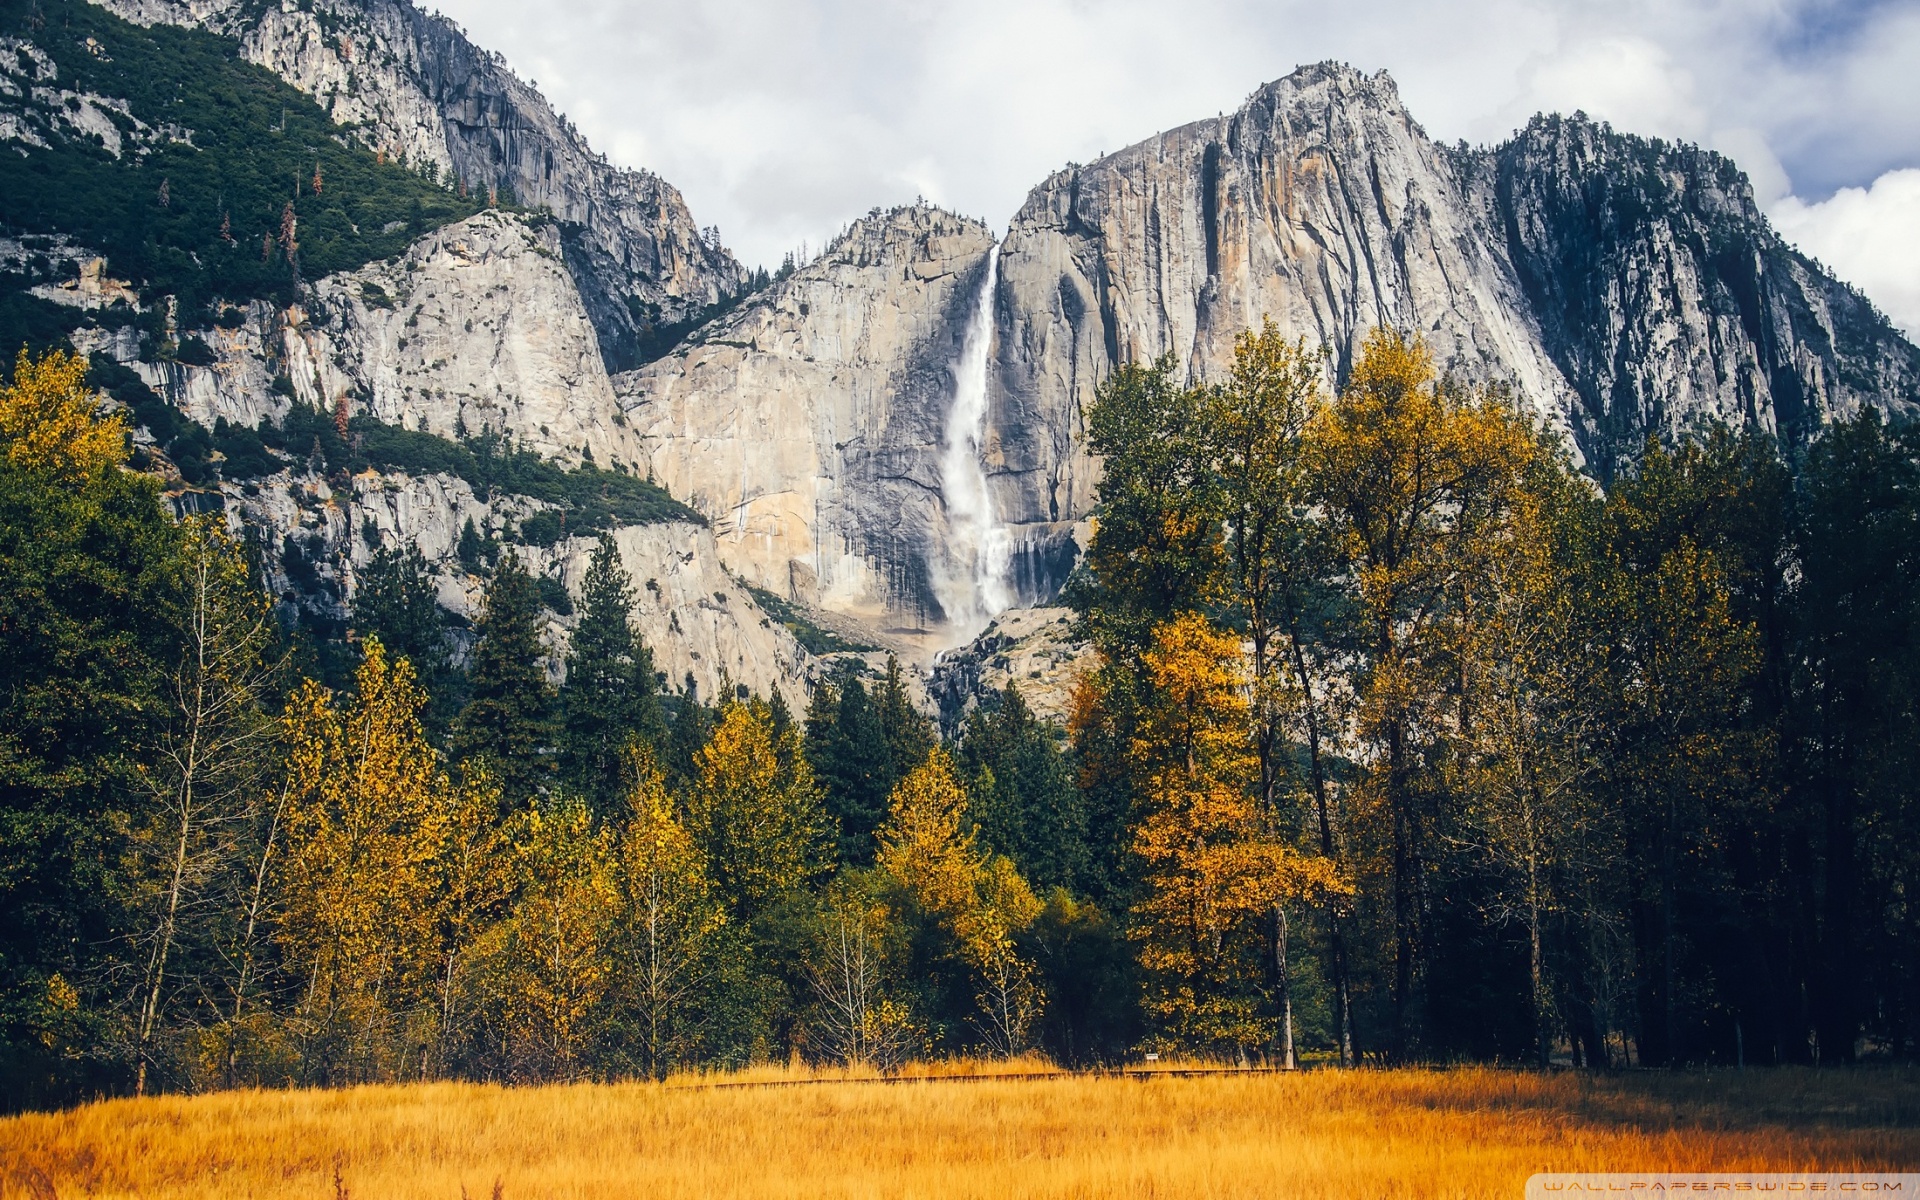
[1,319,1917,1110]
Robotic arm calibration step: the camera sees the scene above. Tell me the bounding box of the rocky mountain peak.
[822,204,993,272]
[90,0,746,370]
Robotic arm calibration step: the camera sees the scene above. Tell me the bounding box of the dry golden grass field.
[2,1063,1917,1200]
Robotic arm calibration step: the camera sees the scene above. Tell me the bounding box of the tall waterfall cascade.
[934,243,1012,644]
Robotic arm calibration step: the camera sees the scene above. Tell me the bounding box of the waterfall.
[935,243,1011,643]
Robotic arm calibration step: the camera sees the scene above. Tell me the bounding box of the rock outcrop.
[615,206,996,639]
[91,208,808,703]
[165,211,648,468]
[91,0,745,369]
[1464,114,1920,478]
[928,606,1092,733]
[231,464,809,705]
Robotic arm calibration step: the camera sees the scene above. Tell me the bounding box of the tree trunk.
[1276,905,1295,1069]
[1289,631,1354,1066]
[1525,796,1548,1070]
[1388,713,1415,1063]
[136,786,195,1095]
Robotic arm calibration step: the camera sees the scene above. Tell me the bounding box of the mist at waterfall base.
[934,244,1013,648]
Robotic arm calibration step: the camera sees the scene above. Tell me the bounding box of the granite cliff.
[1466,113,1920,478]
[615,206,998,640]
[135,208,810,704]
[13,8,1920,692]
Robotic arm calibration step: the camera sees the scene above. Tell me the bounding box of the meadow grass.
[2,1064,1915,1199]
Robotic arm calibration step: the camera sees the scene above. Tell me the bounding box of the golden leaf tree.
[1128,612,1342,1058]
[428,760,510,1072]
[0,348,124,480]
[688,698,827,923]
[804,873,917,1070]
[495,794,617,1081]
[276,638,447,1081]
[877,749,1045,1057]
[1445,459,1607,1068]
[617,746,724,1080]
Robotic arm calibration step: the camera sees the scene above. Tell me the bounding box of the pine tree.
[805,672,884,864]
[352,544,452,721]
[452,553,556,805]
[806,658,933,866]
[956,684,1086,893]
[876,655,934,782]
[560,535,664,819]
[0,349,179,1106]
[663,673,713,794]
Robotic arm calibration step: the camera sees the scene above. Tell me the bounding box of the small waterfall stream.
[935,243,1011,644]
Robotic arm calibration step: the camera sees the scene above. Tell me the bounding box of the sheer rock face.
[113,211,803,701]
[615,206,995,635]
[297,211,642,467]
[1465,114,1920,479]
[91,0,744,369]
[991,62,1920,571]
[160,212,642,468]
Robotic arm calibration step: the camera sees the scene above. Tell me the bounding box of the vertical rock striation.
[1464,113,1920,479]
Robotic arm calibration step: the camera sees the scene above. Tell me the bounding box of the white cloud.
[1511,35,1704,143]
[1771,169,1920,340]
[422,0,1920,340]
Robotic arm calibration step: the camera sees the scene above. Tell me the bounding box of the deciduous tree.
[616,747,722,1080]
[1127,613,1341,1057]
[1305,329,1537,1058]
[276,639,445,1081]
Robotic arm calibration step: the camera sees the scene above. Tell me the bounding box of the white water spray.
[935,243,1012,643]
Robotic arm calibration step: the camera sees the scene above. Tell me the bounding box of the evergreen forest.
[3,314,1919,1111]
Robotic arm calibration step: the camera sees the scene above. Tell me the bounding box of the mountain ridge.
[986,60,1919,576]
[7,12,1918,679]
[88,0,748,370]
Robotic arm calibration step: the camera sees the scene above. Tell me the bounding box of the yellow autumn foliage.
[1129,613,1343,1051]
[495,795,617,1080]
[688,699,826,919]
[877,750,1046,1055]
[276,638,447,1067]
[617,746,723,1080]
[0,348,125,480]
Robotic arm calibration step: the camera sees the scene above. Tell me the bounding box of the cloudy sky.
[424,0,1920,335]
